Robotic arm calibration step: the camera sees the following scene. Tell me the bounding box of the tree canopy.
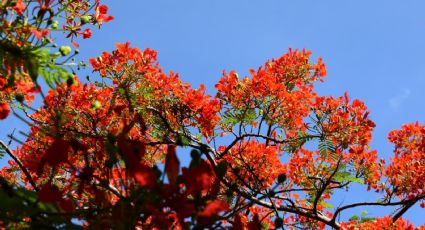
[0,1,424,229]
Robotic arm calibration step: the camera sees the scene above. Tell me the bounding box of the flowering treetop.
[0,0,113,118]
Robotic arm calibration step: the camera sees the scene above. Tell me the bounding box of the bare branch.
[392,200,417,223]
[331,196,425,224]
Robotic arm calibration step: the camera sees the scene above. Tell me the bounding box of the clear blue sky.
[2,0,425,225]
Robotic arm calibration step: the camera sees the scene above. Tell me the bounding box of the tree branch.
[218,133,321,158]
[392,200,417,223]
[331,196,425,224]
[313,157,342,214]
[0,140,38,191]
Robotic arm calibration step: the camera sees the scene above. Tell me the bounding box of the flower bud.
[59,46,72,56]
[80,15,92,24]
[15,94,24,102]
[51,21,59,29]
[91,100,102,110]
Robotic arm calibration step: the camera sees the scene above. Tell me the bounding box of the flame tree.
[1,1,425,229]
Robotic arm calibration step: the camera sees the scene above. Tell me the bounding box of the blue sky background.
[1,0,425,225]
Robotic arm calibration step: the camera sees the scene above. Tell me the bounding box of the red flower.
[98,4,109,14]
[182,160,215,195]
[165,145,180,186]
[95,4,114,25]
[199,200,229,217]
[81,28,92,39]
[37,139,72,175]
[133,166,156,188]
[43,139,71,166]
[0,102,10,120]
[30,28,50,39]
[37,183,63,203]
[59,199,75,212]
[13,0,25,15]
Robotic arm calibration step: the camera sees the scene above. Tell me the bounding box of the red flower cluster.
[386,122,425,199]
[90,42,221,138]
[6,77,229,228]
[0,0,114,120]
[220,140,285,189]
[216,49,325,133]
[340,216,423,230]
[2,33,425,227]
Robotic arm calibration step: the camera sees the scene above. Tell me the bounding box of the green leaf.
[176,134,190,146]
[320,201,334,209]
[222,115,238,126]
[349,215,360,221]
[360,217,376,223]
[37,200,59,213]
[348,176,364,184]
[23,57,39,80]
[333,171,365,184]
[0,147,5,160]
[222,107,257,127]
[318,139,337,160]
[33,48,74,89]
[244,108,256,123]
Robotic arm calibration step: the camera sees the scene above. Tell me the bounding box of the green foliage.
[0,177,82,229]
[333,171,364,184]
[0,39,76,96]
[0,147,5,160]
[176,134,191,147]
[284,131,313,153]
[222,107,257,126]
[349,211,375,224]
[35,49,74,89]
[318,138,337,161]
[0,40,26,79]
[349,215,360,221]
[320,201,334,209]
